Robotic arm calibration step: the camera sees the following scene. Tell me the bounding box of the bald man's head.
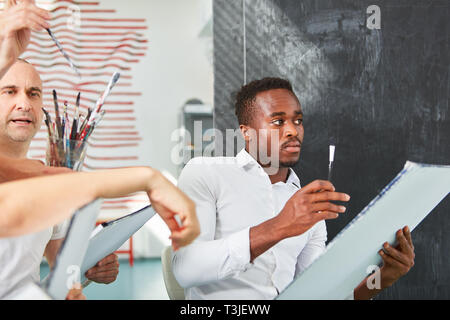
[0,59,43,146]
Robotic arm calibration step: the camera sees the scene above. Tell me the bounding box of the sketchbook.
[277,161,450,300]
[80,205,156,282]
[43,199,103,300]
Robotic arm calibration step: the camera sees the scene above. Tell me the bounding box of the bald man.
[0,2,118,295]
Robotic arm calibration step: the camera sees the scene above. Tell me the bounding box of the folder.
[80,205,156,281]
[43,199,103,300]
[277,161,450,300]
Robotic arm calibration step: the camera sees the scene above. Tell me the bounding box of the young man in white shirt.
[173,77,415,300]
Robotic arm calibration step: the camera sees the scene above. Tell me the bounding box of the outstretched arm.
[0,155,72,183]
[0,166,200,250]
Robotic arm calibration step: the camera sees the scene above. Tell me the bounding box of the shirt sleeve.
[172,159,252,288]
[294,220,327,277]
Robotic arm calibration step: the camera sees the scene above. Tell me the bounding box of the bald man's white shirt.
[173,149,327,300]
[0,222,67,299]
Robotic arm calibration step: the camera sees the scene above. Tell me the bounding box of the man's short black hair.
[234,77,296,125]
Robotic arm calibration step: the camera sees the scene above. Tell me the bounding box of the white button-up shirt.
[173,149,327,300]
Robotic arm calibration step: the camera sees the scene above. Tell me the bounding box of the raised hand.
[275,180,350,238]
[0,0,50,75]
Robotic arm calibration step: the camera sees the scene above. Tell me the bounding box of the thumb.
[152,203,181,232]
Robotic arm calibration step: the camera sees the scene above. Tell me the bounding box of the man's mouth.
[281,140,302,153]
[10,118,33,125]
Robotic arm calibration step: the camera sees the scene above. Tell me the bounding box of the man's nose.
[15,98,32,112]
[284,121,298,137]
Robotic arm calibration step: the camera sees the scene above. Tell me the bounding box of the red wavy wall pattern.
[1,0,149,213]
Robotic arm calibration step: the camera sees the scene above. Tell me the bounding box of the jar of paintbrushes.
[42,72,120,171]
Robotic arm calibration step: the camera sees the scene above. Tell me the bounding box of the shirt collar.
[286,168,301,189]
[236,148,258,169]
[236,149,301,188]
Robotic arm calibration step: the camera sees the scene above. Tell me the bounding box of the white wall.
[109,0,214,177]
[104,0,214,257]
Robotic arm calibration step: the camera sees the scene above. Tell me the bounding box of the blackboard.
[213,0,450,299]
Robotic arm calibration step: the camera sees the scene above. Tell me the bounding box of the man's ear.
[239,124,251,142]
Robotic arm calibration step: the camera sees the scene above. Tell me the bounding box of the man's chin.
[280,160,300,168]
[279,148,301,168]
[7,132,34,143]
[279,154,300,168]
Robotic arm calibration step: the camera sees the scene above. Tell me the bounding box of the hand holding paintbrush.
[2,1,80,77]
[0,0,51,77]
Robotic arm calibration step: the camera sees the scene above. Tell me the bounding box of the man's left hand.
[85,253,119,284]
[379,226,415,288]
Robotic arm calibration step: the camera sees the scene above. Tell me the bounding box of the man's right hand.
[274,180,350,239]
[250,180,350,261]
[146,170,200,251]
[0,0,51,74]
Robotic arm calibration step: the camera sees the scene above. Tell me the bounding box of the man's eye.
[4,90,14,95]
[30,92,40,98]
[295,119,303,125]
[272,119,284,125]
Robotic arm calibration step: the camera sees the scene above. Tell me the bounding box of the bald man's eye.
[294,118,303,125]
[30,92,41,98]
[2,90,15,95]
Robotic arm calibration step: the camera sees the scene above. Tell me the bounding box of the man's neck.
[266,167,290,184]
[245,147,290,184]
[0,140,29,159]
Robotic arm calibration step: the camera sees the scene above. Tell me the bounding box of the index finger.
[97,253,118,266]
[5,0,33,9]
[310,191,350,203]
[26,1,52,20]
[15,0,35,4]
[395,229,412,255]
[5,0,18,9]
[299,180,335,194]
[150,200,182,231]
[170,228,197,249]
